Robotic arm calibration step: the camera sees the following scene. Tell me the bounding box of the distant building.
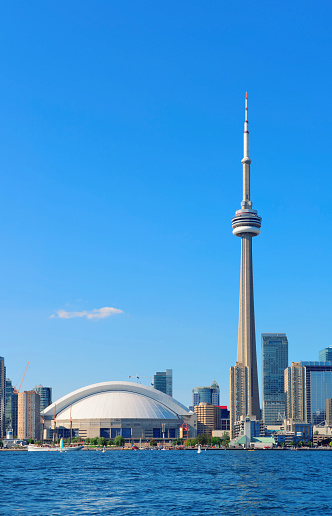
[285,361,332,426]
[153,370,172,397]
[230,364,248,436]
[194,402,221,435]
[326,399,332,427]
[18,391,40,441]
[192,381,220,408]
[301,361,332,425]
[319,347,332,362]
[0,357,6,438]
[219,406,230,432]
[5,379,18,437]
[261,333,288,425]
[284,362,305,421]
[231,415,265,444]
[33,385,52,411]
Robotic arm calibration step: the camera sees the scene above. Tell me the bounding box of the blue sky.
[0,1,331,407]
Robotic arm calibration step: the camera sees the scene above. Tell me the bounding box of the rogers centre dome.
[43,381,197,441]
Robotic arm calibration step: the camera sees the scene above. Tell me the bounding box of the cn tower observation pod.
[43,381,197,441]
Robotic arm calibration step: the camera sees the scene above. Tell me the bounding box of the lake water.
[1,450,331,515]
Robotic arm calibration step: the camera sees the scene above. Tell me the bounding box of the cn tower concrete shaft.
[231,94,261,421]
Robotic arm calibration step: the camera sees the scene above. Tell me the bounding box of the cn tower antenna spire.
[244,92,249,159]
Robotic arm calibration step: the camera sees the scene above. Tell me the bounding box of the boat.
[28,439,83,452]
[197,445,201,454]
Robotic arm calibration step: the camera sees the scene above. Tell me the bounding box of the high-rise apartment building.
[33,385,52,411]
[192,381,220,408]
[194,403,221,436]
[319,347,332,362]
[285,361,332,425]
[301,361,332,425]
[230,95,261,435]
[326,399,332,427]
[153,369,172,397]
[0,356,6,438]
[5,379,18,437]
[284,362,305,421]
[18,391,40,441]
[261,333,288,425]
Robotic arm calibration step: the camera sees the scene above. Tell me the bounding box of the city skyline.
[0,3,332,407]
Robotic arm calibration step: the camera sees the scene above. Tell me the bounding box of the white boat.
[197,445,201,454]
[28,443,83,452]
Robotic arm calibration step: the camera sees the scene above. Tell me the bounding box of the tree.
[107,439,114,446]
[114,435,125,447]
[150,439,158,447]
[85,438,90,445]
[211,437,221,447]
[197,434,211,446]
[0,440,3,448]
[172,439,182,446]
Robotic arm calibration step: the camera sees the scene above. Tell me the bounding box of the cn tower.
[230,94,261,428]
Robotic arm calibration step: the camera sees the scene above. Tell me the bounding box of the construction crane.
[128,373,153,385]
[13,362,29,395]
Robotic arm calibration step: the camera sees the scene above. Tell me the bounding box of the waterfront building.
[261,333,288,425]
[33,385,52,411]
[300,361,332,425]
[283,418,312,445]
[43,381,197,441]
[153,369,172,397]
[0,357,6,438]
[194,402,221,436]
[192,381,220,408]
[319,347,332,362]
[219,406,231,431]
[326,399,332,426]
[284,362,306,421]
[5,379,18,437]
[230,95,261,435]
[17,390,40,441]
[285,361,332,426]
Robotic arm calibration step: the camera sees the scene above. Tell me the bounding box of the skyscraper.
[261,333,288,425]
[192,381,220,408]
[230,95,261,433]
[5,379,18,436]
[0,356,6,438]
[33,385,52,412]
[153,369,172,397]
[17,390,40,441]
[319,347,332,362]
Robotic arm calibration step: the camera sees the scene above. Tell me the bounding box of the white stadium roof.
[43,381,190,421]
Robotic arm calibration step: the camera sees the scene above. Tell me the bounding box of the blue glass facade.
[319,348,332,362]
[261,334,288,425]
[301,362,332,425]
[192,381,220,408]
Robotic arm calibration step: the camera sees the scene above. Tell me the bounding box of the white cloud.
[50,306,124,320]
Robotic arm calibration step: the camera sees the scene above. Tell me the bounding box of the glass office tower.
[301,362,332,425]
[0,357,6,438]
[261,333,288,425]
[153,370,172,397]
[33,385,52,411]
[319,347,332,362]
[192,381,220,408]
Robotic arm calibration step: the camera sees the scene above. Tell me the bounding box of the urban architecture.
[43,381,197,441]
[326,399,332,426]
[301,361,332,425]
[17,390,40,441]
[192,381,220,408]
[284,362,306,421]
[219,406,231,431]
[5,379,18,437]
[319,347,332,362]
[285,361,332,426]
[33,385,52,412]
[194,402,221,436]
[153,369,172,397]
[261,333,288,425]
[230,95,261,434]
[0,356,6,438]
